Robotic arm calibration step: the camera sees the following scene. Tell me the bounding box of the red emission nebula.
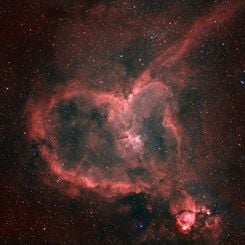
[14,0,243,244]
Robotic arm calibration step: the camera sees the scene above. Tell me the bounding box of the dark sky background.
[0,1,244,244]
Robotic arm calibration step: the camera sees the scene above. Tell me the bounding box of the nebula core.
[1,0,244,244]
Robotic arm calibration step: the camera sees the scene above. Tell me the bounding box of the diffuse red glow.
[26,79,180,198]
[25,1,241,242]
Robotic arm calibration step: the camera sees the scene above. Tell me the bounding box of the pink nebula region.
[21,0,243,243]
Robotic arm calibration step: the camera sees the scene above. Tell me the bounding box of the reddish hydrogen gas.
[24,0,242,242]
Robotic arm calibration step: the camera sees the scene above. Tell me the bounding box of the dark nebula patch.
[54,99,121,170]
[141,116,168,161]
[117,38,154,77]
